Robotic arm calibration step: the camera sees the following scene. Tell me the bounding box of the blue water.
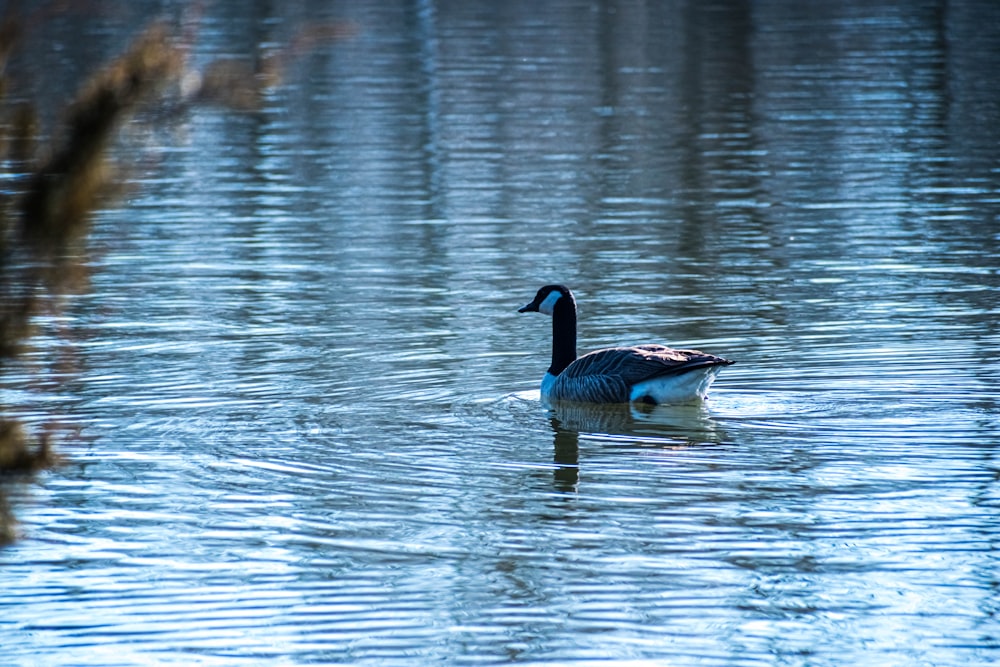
[2,1,999,665]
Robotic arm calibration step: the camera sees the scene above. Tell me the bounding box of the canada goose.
[518,285,734,405]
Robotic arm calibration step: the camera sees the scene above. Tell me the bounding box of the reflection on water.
[548,400,728,491]
[550,399,728,448]
[2,0,1000,665]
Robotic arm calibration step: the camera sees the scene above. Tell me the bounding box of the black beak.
[518,301,538,313]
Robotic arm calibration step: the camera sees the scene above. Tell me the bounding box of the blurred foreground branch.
[0,8,356,542]
[19,24,182,249]
[0,23,185,488]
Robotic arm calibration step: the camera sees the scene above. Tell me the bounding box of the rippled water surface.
[2,1,1000,665]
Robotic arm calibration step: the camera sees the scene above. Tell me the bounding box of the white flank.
[629,366,722,405]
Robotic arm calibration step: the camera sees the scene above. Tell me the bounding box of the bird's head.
[518,285,574,316]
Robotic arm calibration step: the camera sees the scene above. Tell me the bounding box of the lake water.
[2,1,999,665]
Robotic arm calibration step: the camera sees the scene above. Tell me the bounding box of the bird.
[518,284,734,405]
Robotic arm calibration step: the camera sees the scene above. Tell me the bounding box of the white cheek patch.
[538,290,562,316]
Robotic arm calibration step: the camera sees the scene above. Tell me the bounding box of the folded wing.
[550,345,731,403]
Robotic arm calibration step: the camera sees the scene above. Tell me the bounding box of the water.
[2,0,999,664]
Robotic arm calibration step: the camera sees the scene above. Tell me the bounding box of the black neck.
[548,295,577,376]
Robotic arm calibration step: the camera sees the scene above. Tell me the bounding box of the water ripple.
[3,1,1000,665]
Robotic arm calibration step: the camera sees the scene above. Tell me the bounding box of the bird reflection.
[546,400,727,491]
[551,420,580,491]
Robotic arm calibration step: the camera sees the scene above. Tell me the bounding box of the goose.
[518,284,734,405]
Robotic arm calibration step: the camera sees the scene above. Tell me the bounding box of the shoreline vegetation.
[0,5,355,543]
